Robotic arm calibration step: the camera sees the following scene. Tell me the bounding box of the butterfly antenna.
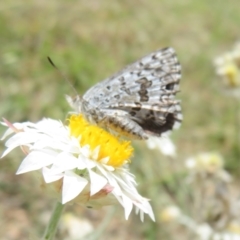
[47,56,78,96]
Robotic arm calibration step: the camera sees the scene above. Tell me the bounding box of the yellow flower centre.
[223,63,240,87]
[68,114,133,167]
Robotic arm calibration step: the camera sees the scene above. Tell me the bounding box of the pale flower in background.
[227,221,240,236]
[185,152,231,181]
[159,205,181,222]
[146,135,176,157]
[161,210,240,240]
[214,42,240,97]
[216,62,240,87]
[185,152,223,173]
[186,152,232,182]
[60,213,93,239]
[1,115,155,222]
[196,223,240,240]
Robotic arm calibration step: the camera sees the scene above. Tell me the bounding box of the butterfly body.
[68,47,182,139]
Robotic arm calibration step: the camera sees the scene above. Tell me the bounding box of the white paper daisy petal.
[117,170,136,186]
[36,118,63,133]
[1,132,38,158]
[139,209,144,222]
[135,200,155,222]
[110,171,137,196]
[42,167,64,183]
[91,146,100,160]
[88,169,108,196]
[80,156,97,169]
[62,171,88,204]
[16,149,58,174]
[79,145,91,157]
[31,136,61,150]
[76,156,88,170]
[121,195,133,220]
[0,124,17,140]
[97,167,123,195]
[5,132,39,149]
[1,144,28,159]
[50,152,78,174]
[0,122,30,140]
[146,202,155,221]
[102,163,115,172]
[99,157,110,165]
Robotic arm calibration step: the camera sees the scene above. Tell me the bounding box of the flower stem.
[42,201,65,240]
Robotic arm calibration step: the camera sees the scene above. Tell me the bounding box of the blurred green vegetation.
[0,0,240,239]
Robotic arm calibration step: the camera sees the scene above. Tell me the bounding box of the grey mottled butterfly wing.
[69,47,182,139]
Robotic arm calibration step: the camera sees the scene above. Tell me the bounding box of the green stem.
[42,201,65,240]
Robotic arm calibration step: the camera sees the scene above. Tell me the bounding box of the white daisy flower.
[185,152,223,173]
[1,115,155,222]
[214,43,240,98]
[185,152,232,182]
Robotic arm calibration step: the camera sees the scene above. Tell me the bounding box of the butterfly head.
[66,95,83,113]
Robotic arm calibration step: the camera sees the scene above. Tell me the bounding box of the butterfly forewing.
[76,47,182,139]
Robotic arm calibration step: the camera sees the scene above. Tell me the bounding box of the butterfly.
[67,47,182,140]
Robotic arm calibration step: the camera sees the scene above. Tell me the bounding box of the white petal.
[121,195,133,220]
[1,125,16,140]
[134,206,144,222]
[97,166,123,195]
[140,209,144,222]
[62,171,88,204]
[91,146,100,160]
[31,135,58,150]
[66,145,82,154]
[16,149,57,174]
[37,118,63,130]
[102,163,115,171]
[1,132,37,158]
[135,200,155,222]
[50,152,78,174]
[144,202,155,221]
[80,145,91,157]
[88,169,108,196]
[80,155,96,169]
[0,122,30,140]
[118,170,137,186]
[5,132,39,149]
[76,156,88,170]
[99,157,110,165]
[1,144,28,158]
[111,171,138,196]
[42,167,63,183]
